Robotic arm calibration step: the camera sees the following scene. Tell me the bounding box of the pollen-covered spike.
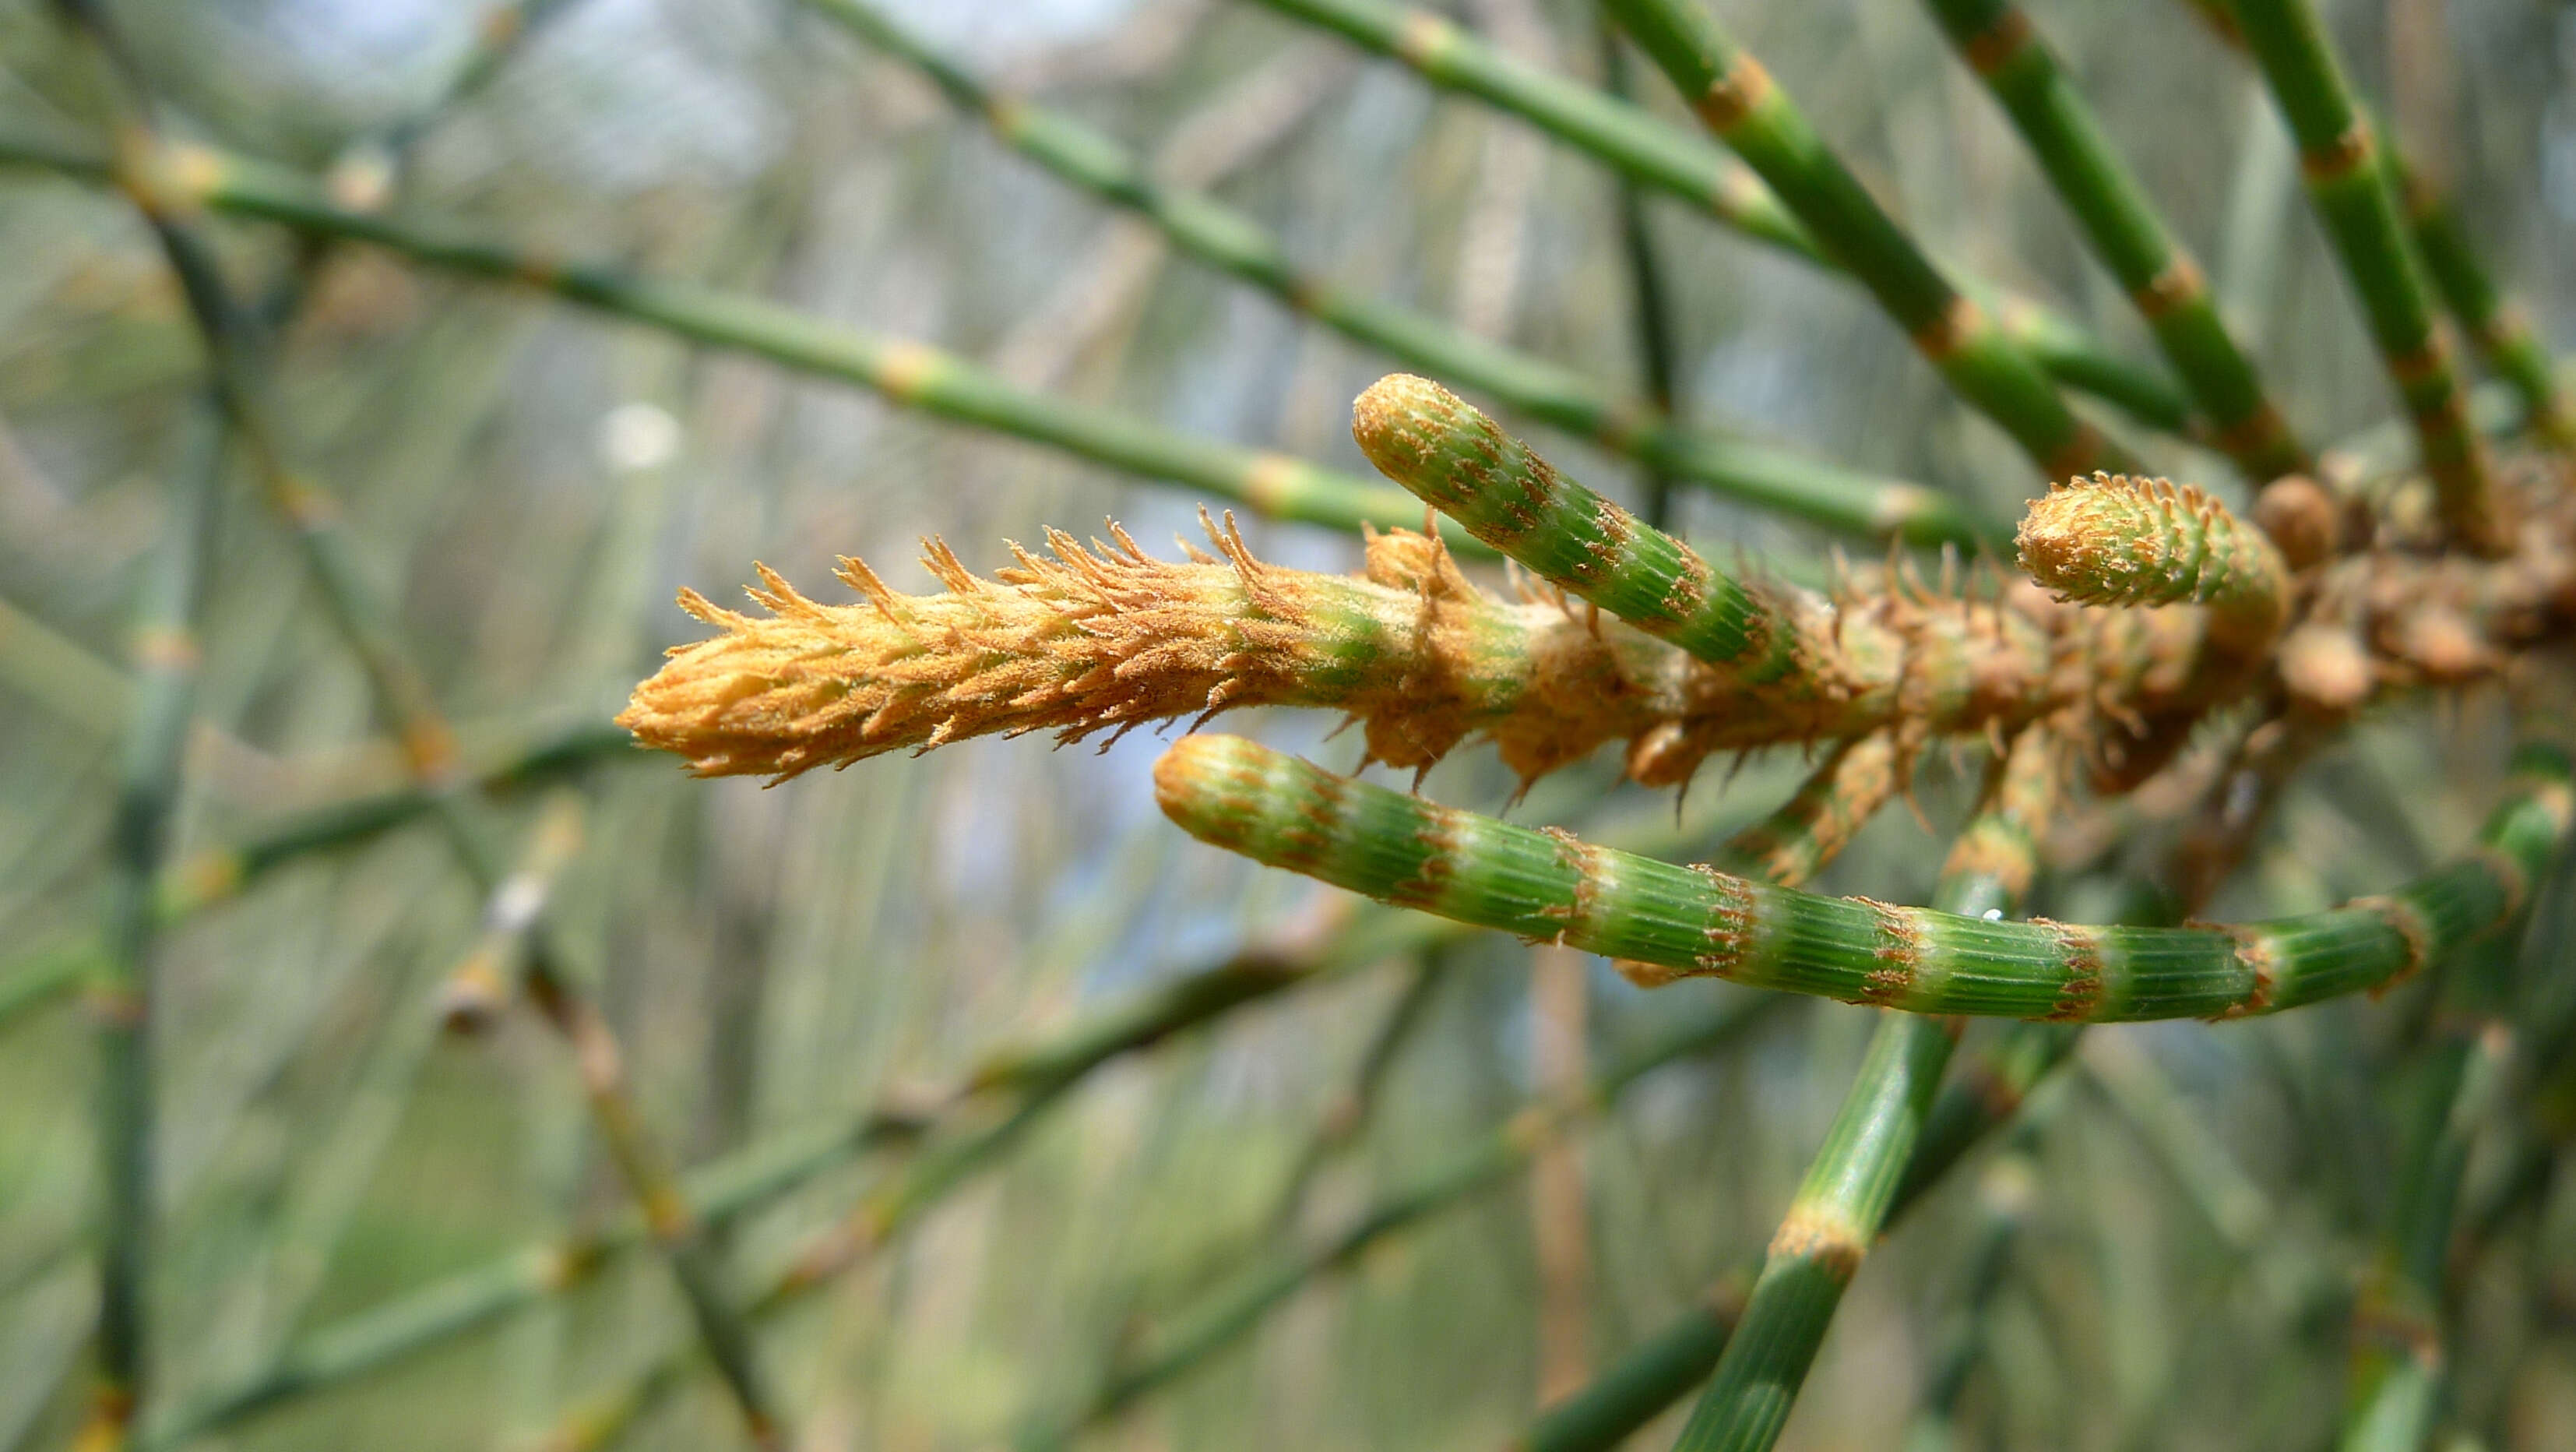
[2015,472,2290,650]
[920,538,979,593]
[675,587,749,630]
[1350,373,1802,678]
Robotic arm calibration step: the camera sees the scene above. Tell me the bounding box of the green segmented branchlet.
[1241,0,2194,438]
[1673,729,2058,1452]
[1352,374,1801,677]
[2384,150,2576,452]
[2015,472,2290,652]
[1522,736,2075,1452]
[2337,1020,2505,1452]
[1153,735,2574,1022]
[0,129,1454,548]
[2226,0,2505,552]
[1709,735,1902,888]
[1919,0,2306,480]
[1519,1017,2083,1452]
[798,0,1980,546]
[1603,0,2130,482]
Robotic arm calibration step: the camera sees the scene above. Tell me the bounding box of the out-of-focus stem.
[1604,0,2131,480]
[0,125,1456,545]
[1919,0,2306,479]
[79,403,225,1449]
[52,14,790,1435]
[2227,0,2504,552]
[1246,0,2193,435]
[804,0,1971,543]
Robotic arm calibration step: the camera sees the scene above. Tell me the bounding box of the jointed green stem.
[0,129,1452,546]
[1920,0,2306,479]
[1246,0,2192,435]
[1029,992,1789,1449]
[1709,735,1900,889]
[803,0,1974,544]
[1671,729,2057,1452]
[1353,374,1804,672]
[1604,0,2127,480]
[1597,13,1687,531]
[1154,734,2573,1022]
[1518,1013,2082,1452]
[84,403,225,1443]
[2385,152,2576,451]
[2226,0,2504,551]
[56,21,790,1436]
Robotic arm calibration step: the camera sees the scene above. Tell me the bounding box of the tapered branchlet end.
[2015,471,2289,651]
[1350,373,1806,681]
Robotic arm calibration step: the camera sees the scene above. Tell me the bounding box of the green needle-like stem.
[83,402,225,1447]
[1604,0,2129,480]
[2226,0,2505,551]
[1670,729,2057,1452]
[1247,0,2192,436]
[1920,0,2307,479]
[1155,734,2573,1023]
[1028,992,1789,1449]
[1518,1013,2083,1452]
[0,128,1455,546]
[2384,151,2576,452]
[801,0,1972,544]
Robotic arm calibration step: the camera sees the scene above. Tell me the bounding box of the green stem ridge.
[1603,0,2127,480]
[1708,734,1901,890]
[1670,729,2058,1452]
[1246,0,2193,435]
[801,0,1969,544]
[0,129,1452,546]
[1040,993,1789,1447]
[1153,733,2573,1021]
[1920,0,2307,479]
[2226,0,2504,551]
[87,403,227,1439]
[55,25,791,1436]
[1519,1014,2082,1452]
[2386,153,2576,450]
[1353,374,1803,672]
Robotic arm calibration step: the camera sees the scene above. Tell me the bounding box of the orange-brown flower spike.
[2015,472,2290,654]
[616,513,1831,786]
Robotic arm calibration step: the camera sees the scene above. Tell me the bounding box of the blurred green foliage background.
[4,0,2576,1447]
